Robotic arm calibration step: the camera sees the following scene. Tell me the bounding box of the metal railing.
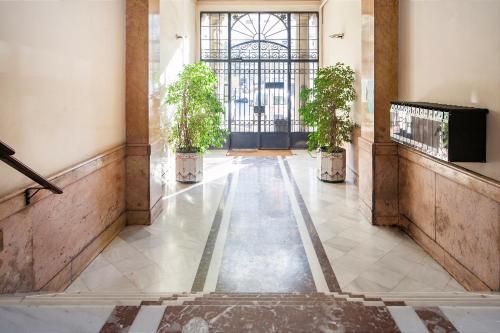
[0,140,63,204]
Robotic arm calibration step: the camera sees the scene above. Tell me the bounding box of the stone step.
[3,291,499,308]
[3,302,499,333]
[156,304,400,333]
[179,300,360,306]
[359,291,500,298]
[192,295,359,300]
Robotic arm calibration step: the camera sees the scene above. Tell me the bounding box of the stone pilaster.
[125,0,164,225]
[358,0,399,225]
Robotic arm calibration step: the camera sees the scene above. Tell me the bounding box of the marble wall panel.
[399,147,499,202]
[126,0,149,145]
[40,213,126,292]
[126,152,150,212]
[399,156,436,238]
[400,215,446,270]
[398,145,500,291]
[443,251,491,292]
[70,213,126,281]
[373,0,398,143]
[373,143,398,225]
[32,159,126,289]
[435,175,499,290]
[41,264,72,292]
[358,137,373,221]
[0,209,34,293]
[0,146,126,293]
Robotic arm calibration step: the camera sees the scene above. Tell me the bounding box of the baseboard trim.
[41,213,127,292]
[348,167,359,185]
[399,215,492,292]
[359,199,372,223]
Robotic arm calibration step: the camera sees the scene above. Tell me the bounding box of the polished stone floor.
[67,150,465,294]
[2,293,500,333]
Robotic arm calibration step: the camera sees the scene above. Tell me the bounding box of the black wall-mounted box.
[390,101,488,162]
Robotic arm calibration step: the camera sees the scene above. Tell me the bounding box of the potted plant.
[165,62,227,183]
[299,63,356,182]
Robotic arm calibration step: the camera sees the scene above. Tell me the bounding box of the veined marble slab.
[0,305,114,333]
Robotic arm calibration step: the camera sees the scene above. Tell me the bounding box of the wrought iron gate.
[201,12,318,149]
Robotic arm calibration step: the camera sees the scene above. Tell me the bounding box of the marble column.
[358,0,399,225]
[126,0,165,225]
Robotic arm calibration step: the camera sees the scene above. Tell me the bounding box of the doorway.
[201,12,319,149]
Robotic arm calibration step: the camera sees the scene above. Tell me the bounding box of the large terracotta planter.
[176,152,203,183]
[317,148,346,183]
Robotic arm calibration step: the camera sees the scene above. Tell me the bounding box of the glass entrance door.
[230,61,260,148]
[259,61,290,149]
[229,61,290,149]
[201,12,318,149]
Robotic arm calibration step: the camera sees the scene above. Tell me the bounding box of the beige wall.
[399,0,500,181]
[322,0,361,122]
[161,0,197,83]
[321,0,362,177]
[158,0,197,185]
[0,0,126,197]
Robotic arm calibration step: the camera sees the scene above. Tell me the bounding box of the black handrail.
[0,140,63,204]
[0,141,15,156]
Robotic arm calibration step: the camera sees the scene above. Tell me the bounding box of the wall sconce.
[329,33,344,39]
[176,34,188,39]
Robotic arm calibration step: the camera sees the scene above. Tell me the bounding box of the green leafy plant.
[165,62,227,153]
[299,63,356,153]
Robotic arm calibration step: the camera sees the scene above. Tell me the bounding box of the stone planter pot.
[317,148,346,183]
[176,152,203,183]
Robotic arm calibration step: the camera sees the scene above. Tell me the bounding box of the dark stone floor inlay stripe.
[283,158,341,292]
[216,157,316,292]
[415,307,459,333]
[99,305,140,333]
[191,173,234,292]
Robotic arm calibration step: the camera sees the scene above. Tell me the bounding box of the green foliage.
[299,63,356,153]
[165,62,227,153]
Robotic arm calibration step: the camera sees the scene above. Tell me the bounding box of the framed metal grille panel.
[201,12,318,149]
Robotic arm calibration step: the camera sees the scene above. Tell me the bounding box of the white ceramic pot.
[176,152,203,183]
[317,149,346,183]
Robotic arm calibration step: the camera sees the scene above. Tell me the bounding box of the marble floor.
[2,296,500,333]
[67,150,465,294]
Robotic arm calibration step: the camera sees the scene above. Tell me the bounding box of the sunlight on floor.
[66,150,465,294]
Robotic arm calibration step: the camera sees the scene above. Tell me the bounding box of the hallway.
[67,151,464,294]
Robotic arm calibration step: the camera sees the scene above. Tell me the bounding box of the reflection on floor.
[67,150,465,294]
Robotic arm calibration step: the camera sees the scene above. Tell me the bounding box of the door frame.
[200,11,319,149]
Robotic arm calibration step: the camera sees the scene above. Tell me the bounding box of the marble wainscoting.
[0,146,127,293]
[358,0,399,226]
[398,145,500,291]
[67,150,465,294]
[358,138,399,226]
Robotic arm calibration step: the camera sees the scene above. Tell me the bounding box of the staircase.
[1,291,500,332]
